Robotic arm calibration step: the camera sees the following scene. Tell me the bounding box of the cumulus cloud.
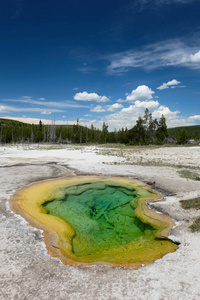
[90,105,105,113]
[107,103,123,111]
[104,107,138,130]
[106,40,200,74]
[74,91,110,102]
[189,115,200,120]
[103,100,160,130]
[102,97,195,130]
[190,50,200,63]
[117,98,126,103]
[119,100,159,114]
[152,105,180,119]
[134,100,159,109]
[157,79,181,90]
[125,85,155,102]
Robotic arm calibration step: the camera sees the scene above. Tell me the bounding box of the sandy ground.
[1,144,200,300]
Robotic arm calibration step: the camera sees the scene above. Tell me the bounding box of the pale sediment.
[1,144,200,299]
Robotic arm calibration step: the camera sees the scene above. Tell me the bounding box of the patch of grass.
[180,197,200,209]
[178,169,200,181]
[190,217,200,231]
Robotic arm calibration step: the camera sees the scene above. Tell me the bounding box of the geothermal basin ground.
[1,144,200,300]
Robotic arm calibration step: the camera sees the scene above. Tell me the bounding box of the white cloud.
[0,104,64,113]
[134,100,159,109]
[41,111,52,115]
[189,115,200,120]
[120,105,136,114]
[157,79,181,90]
[126,85,155,102]
[102,97,196,130]
[190,50,200,63]
[117,98,126,103]
[39,98,45,101]
[152,105,180,119]
[90,105,105,113]
[0,105,11,113]
[74,91,110,102]
[119,100,159,114]
[107,103,123,111]
[107,40,200,74]
[4,98,90,108]
[103,100,160,130]
[171,85,186,89]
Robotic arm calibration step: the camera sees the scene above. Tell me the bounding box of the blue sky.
[0,0,200,130]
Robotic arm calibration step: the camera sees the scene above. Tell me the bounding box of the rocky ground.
[0,144,200,300]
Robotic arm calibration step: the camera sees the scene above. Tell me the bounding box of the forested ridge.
[0,109,199,145]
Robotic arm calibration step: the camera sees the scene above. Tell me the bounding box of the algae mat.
[10,176,178,268]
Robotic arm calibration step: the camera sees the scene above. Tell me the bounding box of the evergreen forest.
[0,109,199,145]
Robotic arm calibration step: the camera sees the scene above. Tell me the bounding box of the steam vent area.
[10,176,178,268]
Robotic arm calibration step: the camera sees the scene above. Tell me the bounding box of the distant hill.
[168,125,200,140]
[0,118,100,144]
[0,118,74,128]
[1,117,200,144]
[0,118,26,126]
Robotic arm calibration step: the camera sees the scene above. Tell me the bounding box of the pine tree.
[178,129,189,144]
[102,122,108,143]
[0,126,2,144]
[156,114,168,143]
[134,117,145,143]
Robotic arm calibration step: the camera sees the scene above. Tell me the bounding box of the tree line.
[0,109,197,145]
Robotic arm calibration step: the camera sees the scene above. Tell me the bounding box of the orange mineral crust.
[10,176,178,268]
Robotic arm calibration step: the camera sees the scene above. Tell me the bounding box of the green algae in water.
[43,182,154,257]
[10,176,178,267]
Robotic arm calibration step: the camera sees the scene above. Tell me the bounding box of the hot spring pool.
[10,176,178,268]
